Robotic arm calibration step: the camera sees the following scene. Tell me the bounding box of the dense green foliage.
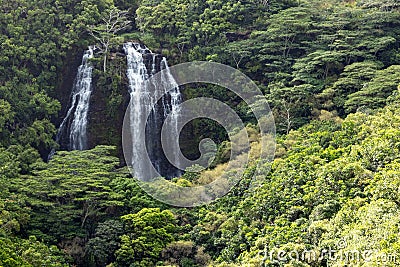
[1,0,400,266]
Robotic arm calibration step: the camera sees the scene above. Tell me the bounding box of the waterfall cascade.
[124,42,183,179]
[50,43,181,179]
[51,46,94,157]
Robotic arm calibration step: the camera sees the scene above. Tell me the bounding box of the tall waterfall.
[53,47,94,154]
[160,57,183,170]
[124,42,182,179]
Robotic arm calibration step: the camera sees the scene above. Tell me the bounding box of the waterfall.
[68,47,94,150]
[160,57,183,170]
[123,42,183,179]
[50,46,94,158]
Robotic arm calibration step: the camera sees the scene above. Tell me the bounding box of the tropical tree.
[88,7,131,71]
[115,208,177,266]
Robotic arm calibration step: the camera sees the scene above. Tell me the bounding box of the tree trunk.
[103,46,108,72]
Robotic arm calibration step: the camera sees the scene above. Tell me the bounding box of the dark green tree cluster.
[135,0,400,133]
[3,103,400,266]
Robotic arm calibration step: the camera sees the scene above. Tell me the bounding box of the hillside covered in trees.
[1,0,400,266]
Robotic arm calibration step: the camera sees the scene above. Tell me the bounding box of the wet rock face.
[87,51,128,157]
[54,47,83,127]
